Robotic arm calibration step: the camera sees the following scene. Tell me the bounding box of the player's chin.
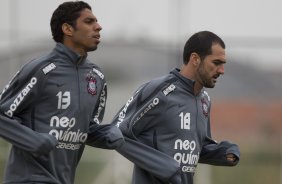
[210,79,217,88]
[204,82,215,88]
[87,45,98,52]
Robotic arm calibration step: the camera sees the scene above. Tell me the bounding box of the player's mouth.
[93,35,100,39]
[212,75,219,83]
[92,35,101,44]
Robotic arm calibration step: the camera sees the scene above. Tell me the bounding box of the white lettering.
[93,84,107,124]
[4,77,37,117]
[182,166,196,173]
[174,139,196,151]
[174,152,199,165]
[49,129,88,143]
[163,84,176,96]
[50,116,76,128]
[133,98,160,124]
[49,115,88,151]
[42,63,56,74]
[92,68,104,79]
[203,91,210,101]
[173,139,199,170]
[116,96,134,127]
[56,142,82,150]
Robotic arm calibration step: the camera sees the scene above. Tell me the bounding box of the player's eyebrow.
[213,59,226,65]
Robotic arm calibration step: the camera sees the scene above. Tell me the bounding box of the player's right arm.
[0,61,58,155]
[112,81,182,183]
[116,137,181,183]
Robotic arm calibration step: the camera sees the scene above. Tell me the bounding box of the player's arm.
[0,115,58,155]
[86,72,124,149]
[198,117,240,166]
[112,82,182,183]
[199,137,240,166]
[116,137,181,184]
[0,63,58,155]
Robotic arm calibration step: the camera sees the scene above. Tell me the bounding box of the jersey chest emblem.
[201,98,209,118]
[86,71,97,95]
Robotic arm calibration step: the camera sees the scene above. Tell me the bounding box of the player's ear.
[62,23,74,37]
[190,53,200,66]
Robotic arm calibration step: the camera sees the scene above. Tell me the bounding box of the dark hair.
[50,1,92,43]
[182,31,225,64]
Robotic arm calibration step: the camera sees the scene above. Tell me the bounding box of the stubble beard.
[197,65,215,88]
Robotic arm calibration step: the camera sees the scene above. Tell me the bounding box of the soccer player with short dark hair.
[0,1,123,183]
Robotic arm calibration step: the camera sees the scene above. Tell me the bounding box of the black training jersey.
[0,43,122,184]
[112,68,240,184]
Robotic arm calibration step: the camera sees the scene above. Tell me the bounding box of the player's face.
[71,8,102,55]
[196,43,226,88]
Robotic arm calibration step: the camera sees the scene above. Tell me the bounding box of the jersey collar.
[170,68,195,94]
[54,43,87,65]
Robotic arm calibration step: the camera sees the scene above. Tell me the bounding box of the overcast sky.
[1,0,282,71]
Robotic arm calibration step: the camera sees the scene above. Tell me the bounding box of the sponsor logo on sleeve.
[5,77,37,117]
[93,83,107,124]
[132,97,159,124]
[203,91,210,102]
[163,84,176,96]
[42,63,56,74]
[116,96,134,127]
[92,68,104,79]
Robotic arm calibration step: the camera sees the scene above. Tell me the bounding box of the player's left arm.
[199,136,240,166]
[198,98,240,166]
[86,74,124,149]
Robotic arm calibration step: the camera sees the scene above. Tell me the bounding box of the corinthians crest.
[201,98,209,118]
[86,70,97,95]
